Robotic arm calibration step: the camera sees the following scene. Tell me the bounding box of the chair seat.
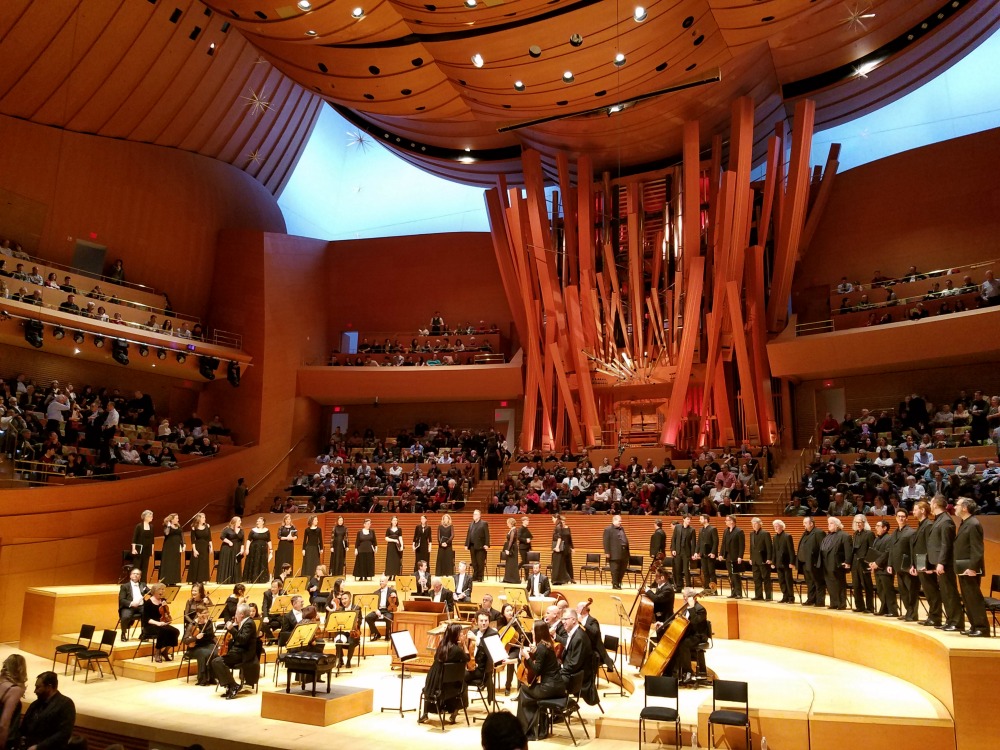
[76,649,109,660]
[55,644,88,654]
[539,696,574,709]
[640,706,679,721]
[984,597,1000,610]
[709,709,748,726]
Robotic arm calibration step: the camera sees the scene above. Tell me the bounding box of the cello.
[640,595,701,677]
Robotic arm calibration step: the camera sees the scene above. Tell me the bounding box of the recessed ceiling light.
[514,81,525,91]
[634,6,647,22]
[465,0,477,6]
[569,33,583,47]
[562,71,574,83]
[297,0,312,9]
[305,29,317,36]
[471,53,484,68]
[459,156,475,164]
[528,45,542,58]
[352,7,365,19]
[609,104,624,114]
[614,52,626,66]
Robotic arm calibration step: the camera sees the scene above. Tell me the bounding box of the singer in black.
[748,517,773,601]
[796,516,826,607]
[954,498,990,637]
[465,509,491,582]
[928,496,964,632]
[385,516,404,580]
[771,519,796,604]
[602,515,630,590]
[889,509,918,621]
[694,515,719,595]
[721,515,745,598]
[670,516,696,588]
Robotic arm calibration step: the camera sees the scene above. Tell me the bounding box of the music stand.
[472,633,508,721]
[163,585,181,603]
[319,576,339,594]
[282,622,321,691]
[603,595,631,698]
[382,630,417,716]
[325,610,359,676]
[284,576,309,595]
[395,575,415,600]
[353,593,380,661]
[270,595,292,616]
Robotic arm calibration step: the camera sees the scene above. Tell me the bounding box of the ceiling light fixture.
[93,335,105,349]
[608,104,624,114]
[305,29,317,36]
[53,326,65,340]
[514,81,525,91]
[569,34,583,47]
[634,6,647,22]
[73,331,85,344]
[854,59,881,78]
[563,71,575,83]
[528,45,542,58]
[351,7,365,19]
[614,52,626,67]
[465,0,477,6]
[471,53,484,68]
[297,0,312,9]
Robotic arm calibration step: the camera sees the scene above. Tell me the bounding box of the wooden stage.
[18,577,1000,750]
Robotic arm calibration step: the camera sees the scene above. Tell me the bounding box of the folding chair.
[639,675,680,749]
[52,624,95,675]
[72,629,118,684]
[580,553,604,584]
[708,679,751,750]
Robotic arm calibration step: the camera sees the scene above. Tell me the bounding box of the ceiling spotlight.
[199,355,220,380]
[297,0,312,9]
[614,52,626,67]
[528,45,542,58]
[514,81,525,91]
[157,348,167,360]
[112,339,130,366]
[465,0,477,6]
[471,53,484,68]
[569,33,583,47]
[458,156,475,164]
[53,326,65,340]
[93,335,105,348]
[73,331,85,344]
[176,352,187,364]
[351,7,365,19]
[562,71,575,83]
[305,29,317,36]
[634,6,647,22]
[608,103,624,114]
[139,344,149,357]
[24,320,43,349]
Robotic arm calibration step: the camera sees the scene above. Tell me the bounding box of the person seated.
[210,603,258,699]
[117,441,141,464]
[142,583,180,662]
[182,605,218,685]
[466,611,499,698]
[118,568,149,641]
[331,590,361,668]
[420,622,469,725]
[654,587,710,685]
[26,266,43,285]
[414,559,431,594]
[364,577,397,639]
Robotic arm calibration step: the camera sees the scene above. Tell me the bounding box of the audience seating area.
[329,331,503,367]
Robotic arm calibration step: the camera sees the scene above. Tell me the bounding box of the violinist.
[142,583,179,662]
[220,583,246,623]
[515,621,565,740]
[183,582,213,626]
[278,595,305,646]
[652,587,708,685]
[332,591,361,669]
[261,578,284,639]
[210,603,257,700]
[465,611,498,698]
[307,564,331,611]
[288,605,325,655]
[497,603,522,696]
[183,605,217,685]
[365,575,396,640]
[419,622,469,725]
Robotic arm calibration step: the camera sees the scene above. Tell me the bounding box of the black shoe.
[371,635,380,641]
[505,687,511,696]
[224,685,239,700]
[120,632,129,642]
[921,619,940,627]
[943,625,959,632]
[967,629,990,638]
[418,714,429,724]
[934,624,947,630]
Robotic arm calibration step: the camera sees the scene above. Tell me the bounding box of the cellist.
[651,587,708,685]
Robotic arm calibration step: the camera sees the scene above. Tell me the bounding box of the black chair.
[520,551,541,581]
[151,550,163,582]
[690,622,714,687]
[984,574,1000,637]
[536,670,589,746]
[211,550,222,579]
[52,624,95,675]
[419,661,470,730]
[581,553,604,584]
[181,549,193,580]
[625,555,644,587]
[707,679,751,750]
[639,675,680,749]
[72,629,118,684]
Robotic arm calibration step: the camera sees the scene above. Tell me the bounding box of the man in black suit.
[577,599,615,671]
[480,594,502,623]
[868,519,897,616]
[771,519,796,603]
[954,497,990,637]
[796,516,825,606]
[911,500,942,626]
[118,567,149,641]
[526,562,551,598]
[694,514,719,595]
[429,576,455,613]
[332,591,362,668]
[454,560,474,602]
[819,516,853,609]
[558,608,594,686]
[889,509,918,621]
[365,576,397,640]
[749,517,773,601]
[649,520,667,560]
[279,594,305,645]
[414,559,431,594]
[465,509,491,582]
[644,568,676,624]
[851,515,876,613]
[210,603,259,699]
[928,496,964,632]
[721,515,745,598]
[671,516,696,588]
[602,515,630,590]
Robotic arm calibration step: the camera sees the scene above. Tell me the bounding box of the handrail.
[826,257,997,294]
[249,435,308,495]
[775,432,816,511]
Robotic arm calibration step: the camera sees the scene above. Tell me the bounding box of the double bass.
[640,595,701,677]
[628,554,665,668]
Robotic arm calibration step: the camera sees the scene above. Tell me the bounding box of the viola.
[387,592,399,613]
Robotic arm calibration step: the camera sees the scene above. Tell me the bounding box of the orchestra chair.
[118,551,134,584]
[707,679,751,750]
[52,624,95,675]
[151,551,163,582]
[535,670,589,746]
[181,550,192,580]
[418,661,470,731]
[177,639,197,683]
[580,553,604,585]
[639,675,680,750]
[520,551,541,581]
[211,550,221,579]
[984,574,1000,637]
[690,622,714,688]
[494,558,506,581]
[469,662,496,719]
[72,629,118,684]
[599,634,620,686]
[625,555,644,587]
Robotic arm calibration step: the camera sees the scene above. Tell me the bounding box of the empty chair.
[639,675,680,749]
[520,551,541,580]
[580,553,604,584]
[52,624,95,675]
[625,555,644,587]
[984,574,1000,637]
[72,629,118,684]
[707,679,751,750]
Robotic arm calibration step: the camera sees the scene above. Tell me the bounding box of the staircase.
[755,450,807,515]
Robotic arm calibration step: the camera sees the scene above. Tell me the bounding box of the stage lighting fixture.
[198,355,219,380]
[175,352,187,364]
[112,339,129,366]
[24,320,43,348]
[73,331,85,344]
[93,335,105,348]
[157,348,167,360]
[53,326,65,340]
[227,360,241,388]
[139,344,149,357]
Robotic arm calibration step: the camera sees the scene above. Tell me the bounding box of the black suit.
[869,533,897,615]
[796,527,826,606]
[559,624,594,686]
[851,529,876,612]
[603,524,630,588]
[465,520,490,581]
[749,529,773,600]
[772,531,796,603]
[466,626,499,697]
[928,512,964,628]
[118,580,149,635]
[414,569,431,595]
[671,523,696,587]
[526,572,552,598]
[517,526,533,569]
[819,529,853,608]
[453,571,473,602]
[664,602,709,679]
[365,586,397,637]
[430,586,455,613]
[645,582,676,623]
[721,526,745,598]
[332,604,361,666]
[211,617,259,688]
[889,524,918,619]
[913,517,942,623]
[649,528,667,559]
[697,524,719,592]
[955,515,988,632]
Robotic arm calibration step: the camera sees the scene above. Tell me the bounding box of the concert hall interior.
[3,2,1000,750]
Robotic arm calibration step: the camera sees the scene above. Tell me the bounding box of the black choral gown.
[301,526,322,576]
[385,527,403,578]
[217,527,244,584]
[160,525,183,585]
[187,525,212,583]
[353,529,376,580]
[243,528,271,584]
[330,524,348,576]
[274,524,297,578]
[132,523,154,580]
[503,529,521,583]
[436,525,455,576]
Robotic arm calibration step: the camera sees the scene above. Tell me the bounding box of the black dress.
[217,527,244,584]
[503,528,521,583]
[424,644,470,714]
[141,599,179,650]
[187,525,212,583]
[132,523,154,580]
[353,529,376,580]
[436,524,455,576]
[516,642,565,734]
[302,526,323,576]
[385,526,403,578]
[330,524,348,576]
[275,524,297,578]
[160,525,183,585]
[243,528,271,584]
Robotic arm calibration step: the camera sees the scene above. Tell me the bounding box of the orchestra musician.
[288,605,325,655]
[142,583,179,663]
[182,604,217,685]
[183,582,213,626]
[278,595,305,646]
[332,590,362,668]
[117,568,148,642]
[577,599,614,684]
[419,622,469,725]
[414,559,432,594]
[466,611,499,701]
[694,514,719,595]
[220,583,246,623]
[429,576,456,613]
[480,594,501,623]
[210,603,258,700]
[497,603,522,696]
[652,587,709,685]
[525,562,551,598]
[454,561,474,603]
[365,576,397,640]
[515,621,565,740]
[261,578,284,639]
[307,564,331,611]
[644,568,676,625]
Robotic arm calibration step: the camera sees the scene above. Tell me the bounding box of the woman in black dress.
[187,513,212,583]
[131,510,155,581]
[418,622,469,724]
[243,517,272,584]
[330,516,349,576]
[217,517,244,584]
[301,515,323,576]
[515,621,566,737]
[142,583,180,663]
[384,516,403,580]
[502,517,521,583]
[274,514,297,579]
[436,513,455,576]
[353,518,377,580]
[160,513,184,586]
[182,582,213,626]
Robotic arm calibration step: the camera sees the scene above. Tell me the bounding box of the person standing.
[602,515,630,590]
[550,515,571,585]
[771,519,795,603]
[889,509,918,621]
[868,519,897,616]
[796,516,826,607]
[928,496,965,632]
[819,517,853,610]
[954,497,990,637]
[301,515,323,577]
[912,500,942,626]
[217,517,244,585]
[670,516,696,588]
[242,517,273,584]
[502,517,521,584]
[160,513,184,586]
[721,515,745,598]
[330,516,348,576]
[19,672,75,750]
[131,510,155,582]
[649,520,666,561]
[187,513,213,584]
[465,509,490,582]
[694,514,719,595]
[517,516,533,571]
[353,518,377,581]
[233,477,248,517]
[275,514,298,579]
[412,514,433,568]
[385,516,404,580]
[749,517,773,601]
[850,515,876,613]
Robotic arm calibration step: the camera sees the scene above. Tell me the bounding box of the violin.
[388,592,399,613]
[465,630,478,672]
[159,602,171,624]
